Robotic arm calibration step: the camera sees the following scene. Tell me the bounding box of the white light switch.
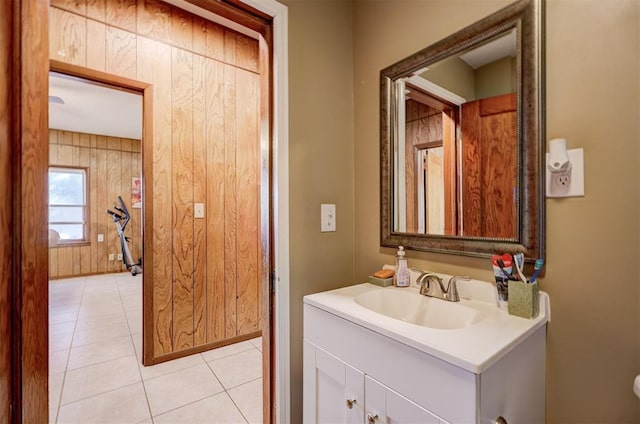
[321,204,336,232]
[194,203,205,218]
[98,233,104,242]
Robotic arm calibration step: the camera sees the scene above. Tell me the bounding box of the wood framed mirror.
[380,0,545,261]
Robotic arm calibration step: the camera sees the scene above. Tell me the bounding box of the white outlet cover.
[97,233,104,242]
[321,204,336,232]
[546,148,584,198]
[194,203,205,219]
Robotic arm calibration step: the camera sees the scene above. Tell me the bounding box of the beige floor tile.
[57,382,150,424]
[144,363,224,416]
[49,304,81,316]
[61,355,141,405]
[74,311,128,332]
[50,332,73,353]
[139,352,204,380]
[78,301,124,319]
[201,341,255,362]
[249,337,262,351]
[50,349,69,375]
[154,392,247,424]
[67,335,135,370]
[72,321,131,347]
[207,349,262,390]
[49,312,78,325]
[228,378,263,424]
[49,321,76,337]
[50,372,65,411]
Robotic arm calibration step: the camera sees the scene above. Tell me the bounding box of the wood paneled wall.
[461,93,517,238]
[0,0,14,420]
[48,129,142,279]
[49,0,263,358]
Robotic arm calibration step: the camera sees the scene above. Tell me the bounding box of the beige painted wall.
[353,0,640,422]
[280,0,355,421]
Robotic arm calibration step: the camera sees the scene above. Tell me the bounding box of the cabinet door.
[365,376,441,424]
[304,340,364,424]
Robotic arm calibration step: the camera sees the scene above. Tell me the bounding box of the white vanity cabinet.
[303,294,547,424]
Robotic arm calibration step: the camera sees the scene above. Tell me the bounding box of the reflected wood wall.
[49,0,262,357]
[48,129,142,278]
[461,93,517,238]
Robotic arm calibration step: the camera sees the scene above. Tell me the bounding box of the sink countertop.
[303,280,550,374]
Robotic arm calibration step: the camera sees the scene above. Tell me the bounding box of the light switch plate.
[321,204,336,232]
[546,148,585,198]
[97,233,104,242]
[194,203,205,218]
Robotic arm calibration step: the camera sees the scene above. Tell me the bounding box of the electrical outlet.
[117,253,123,261]
[321,204,336,232]
[552,172,571,188]
[97,233,104,242]
[546,148,585,198]
[108,253,115,261]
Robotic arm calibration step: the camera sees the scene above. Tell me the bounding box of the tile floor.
[49,273,263,424]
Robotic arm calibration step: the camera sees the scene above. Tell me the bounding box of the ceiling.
[49,73,143,140]
[459,29,517,69]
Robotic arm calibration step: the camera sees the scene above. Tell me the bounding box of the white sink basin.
[354,288,482,330]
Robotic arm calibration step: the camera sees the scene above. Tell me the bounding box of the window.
[48,167,87,243]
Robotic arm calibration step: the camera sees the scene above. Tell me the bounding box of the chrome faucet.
[416,273,470,302]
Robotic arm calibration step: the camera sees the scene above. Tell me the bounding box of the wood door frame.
[9,0,290,423]
[49,60,156,364]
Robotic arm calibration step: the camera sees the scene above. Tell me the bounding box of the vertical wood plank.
[107,149,121,272]
[137,0,172,45]
[18,0,50,419]
[0,0,10,409]
[49,7,87,66]
[235,69,260,334]
[96,148,108,272]
[143,37,173,355]
[58,248,73,277]
[51,0,87,16]
[106,26,137,79]
[192,16,207,57]
[192,54,207,345]
[90,148,98,273]
[86,0,106,21]
[205,58,226,343]
[205,21,225,62]
[171,47,194,350]
[223,64,238,338]
[224,31,236,67]
[87,20,107,72]
[171,7,193,52]
[235,33,259,73]
[105,0,137,33]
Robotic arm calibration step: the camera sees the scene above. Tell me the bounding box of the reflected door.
[460,93,517,238]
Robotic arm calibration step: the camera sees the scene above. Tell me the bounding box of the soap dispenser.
[394,246,410,287]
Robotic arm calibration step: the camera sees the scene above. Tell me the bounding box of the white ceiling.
[49,73,143,140]
[459,29,517,69]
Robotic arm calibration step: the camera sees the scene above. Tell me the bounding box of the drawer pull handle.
[345,398,356,409]
[495,417,507,424]
[367,413,379,423]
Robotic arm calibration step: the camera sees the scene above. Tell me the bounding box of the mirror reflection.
[393,29,518,239]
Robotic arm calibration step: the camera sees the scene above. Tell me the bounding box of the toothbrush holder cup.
[508,280,540,319]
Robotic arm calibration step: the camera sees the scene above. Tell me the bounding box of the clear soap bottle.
[394,246,410,287]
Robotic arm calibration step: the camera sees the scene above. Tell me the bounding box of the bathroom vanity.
[303,279,550,423]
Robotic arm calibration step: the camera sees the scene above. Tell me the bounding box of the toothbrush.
[529,258,544,283]
[513,253,527,282]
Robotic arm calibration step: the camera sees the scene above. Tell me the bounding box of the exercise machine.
[106,196,142,276]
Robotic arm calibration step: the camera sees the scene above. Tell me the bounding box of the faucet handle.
[447,276,470,301]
